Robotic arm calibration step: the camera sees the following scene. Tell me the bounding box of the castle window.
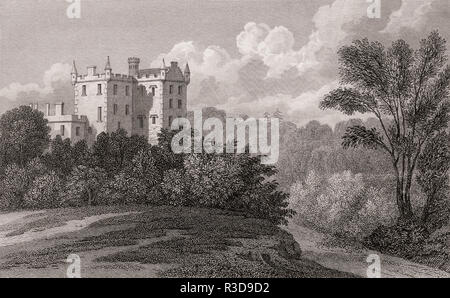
[169,99,173,109]
[113,84,118,95]
[60,125,65,136]
[151,87,156,96]
[98,107,102,122]
[152,116,156,125]
[125,105,130,115]
[97,84,102,95]
[178,99,182,109]
[82,85,87,96]
[168,116,173,126]
[113,104,118,115]
[126,86,130,96]
[178,86,183,95]
[140,86,145,96]
[76,127,80,136]
[139,116,144,129]
[169,85,173,94]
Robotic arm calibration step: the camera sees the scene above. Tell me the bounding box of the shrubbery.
[289,170,398,239]
[0,120,292,225]
[161,152,293,225]
[23,171,64,209]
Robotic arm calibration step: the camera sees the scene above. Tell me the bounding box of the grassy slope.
[0,205,356,278]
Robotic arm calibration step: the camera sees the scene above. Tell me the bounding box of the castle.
[37,57,190,145]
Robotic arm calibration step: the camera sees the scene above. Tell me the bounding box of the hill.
[0,205,354,278]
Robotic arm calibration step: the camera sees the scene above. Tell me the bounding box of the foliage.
[91,129,149,175]
[23,171,64,209]
[0,158,47,210]
[417,132,450,230]
[64,165,107,206]
[0,106,50,167]
[162,150,293,225]
[289,171,398,239]
[320,31,450,220]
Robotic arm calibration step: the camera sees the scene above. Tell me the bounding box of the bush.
[98,172,149,205]
[289,170,397,239]
[161,152,293,225]
[23,171,64,209]
[0,158,47,210]
[363,221,429,259]
[63,166,107,206]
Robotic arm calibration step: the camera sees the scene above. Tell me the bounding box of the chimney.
[170,61,178,68]
[128,57,140,77]
[46,103,51,116]
[87,66,97,76]
[55,103,64,116]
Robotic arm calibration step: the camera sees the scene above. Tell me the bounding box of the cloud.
[381,0,435,34]
[151,41,244,84]
[0,63,73,115]
[0,63,72,101]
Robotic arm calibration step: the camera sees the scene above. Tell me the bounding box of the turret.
[105,56,112,79]
[128,57,140,77]
[71,60,78,85]
[184,62,190,85]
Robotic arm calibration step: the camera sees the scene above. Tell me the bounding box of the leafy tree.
[64,165,107,206]
[91,129,149,175]
[417,132,450,229]
[0,106,50,167]
[162,147,293,225]
[44,136,74,176]
[321,31,450,220]
[23,171,64,209]
[0,158,47,210]
[72,139,91,167]
[101,148,163,205]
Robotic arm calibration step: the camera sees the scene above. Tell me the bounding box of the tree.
[91,129,149,175]
[23,171,64,209]
[64,165,107,206]
[321,31,450,220]
[72,139,91,167]
[0,158,47,210]
[417,132,450,229]
[0,106,50,167]
[44,136,74,176]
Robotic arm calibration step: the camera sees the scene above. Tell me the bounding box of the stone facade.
[38,57,190,145]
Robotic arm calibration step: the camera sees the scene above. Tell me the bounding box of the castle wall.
[106,79,134,135]
[46,115,87,144]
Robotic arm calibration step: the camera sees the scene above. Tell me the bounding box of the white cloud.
[215,81,350,126]
[0,63,71,101]
[151,41,244,84]
[381,0,435,34]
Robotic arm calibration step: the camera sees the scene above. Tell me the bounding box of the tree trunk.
[87,190,92,206]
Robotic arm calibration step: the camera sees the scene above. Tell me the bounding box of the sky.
[0,0,449,127]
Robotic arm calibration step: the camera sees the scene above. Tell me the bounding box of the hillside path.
[285,222,450,278]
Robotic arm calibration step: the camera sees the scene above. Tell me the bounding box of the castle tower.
[71,60,78,85]
[105,56,112,80]
[128,57,140,77]
[184,62,190,85]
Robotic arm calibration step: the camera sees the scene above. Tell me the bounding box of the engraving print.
[0,0,449,280]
